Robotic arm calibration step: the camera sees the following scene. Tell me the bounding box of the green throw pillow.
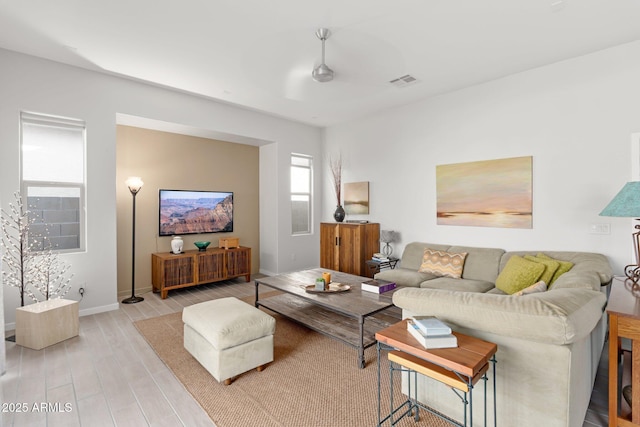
[524,255,559,286]
[496,255,546,295]
[537,253,574,287]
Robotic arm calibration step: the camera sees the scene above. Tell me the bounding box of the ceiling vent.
[389,74,418,88]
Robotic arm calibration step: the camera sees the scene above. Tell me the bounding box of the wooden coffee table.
[254,268,401,368]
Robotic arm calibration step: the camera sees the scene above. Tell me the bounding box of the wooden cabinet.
[152,247,251,299]
[320,222,380,277]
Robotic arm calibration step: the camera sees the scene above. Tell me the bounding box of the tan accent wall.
[116,125,259,298]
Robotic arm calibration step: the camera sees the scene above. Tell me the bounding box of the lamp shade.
[126,176,144,194]
[600,181,640,217]
[380,230,396,243]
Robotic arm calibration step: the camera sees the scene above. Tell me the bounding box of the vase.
[171,236,184,254]
[333,205,346,222]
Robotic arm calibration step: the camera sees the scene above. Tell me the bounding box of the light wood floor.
[0,277,616,426]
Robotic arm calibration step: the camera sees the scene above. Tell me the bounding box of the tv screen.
[159,189,233,236]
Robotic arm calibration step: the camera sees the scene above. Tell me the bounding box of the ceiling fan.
[312,28,334,83]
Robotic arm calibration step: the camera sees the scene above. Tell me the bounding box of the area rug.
[134,296,450,427]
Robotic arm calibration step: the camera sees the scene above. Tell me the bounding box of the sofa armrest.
[392,287,607,345]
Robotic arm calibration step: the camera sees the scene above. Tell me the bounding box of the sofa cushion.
[495,255,546,295]
[418,249,467,278]
[512,280,547,296]
[449,245,505,283]
[524,255,559,286]
[375,268,435,288]
[420,277,495,293]
[399,242,452,271]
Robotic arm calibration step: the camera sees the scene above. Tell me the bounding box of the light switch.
[589,223,611,235]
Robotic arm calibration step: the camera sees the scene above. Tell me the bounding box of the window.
[21,112,86,252]
[291,153,312,235]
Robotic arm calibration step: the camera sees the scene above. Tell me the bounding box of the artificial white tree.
[1,192,72,306]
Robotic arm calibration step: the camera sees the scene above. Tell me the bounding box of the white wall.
[1,48,322,329]
[323,40,640,274]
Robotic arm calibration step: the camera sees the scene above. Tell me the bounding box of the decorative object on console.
[436,156,533,229]
[219,237,239,249]
[329,154,344,222]
[194,241,210,251]
[311,28,334,83]
[344,181,369,215]
[600,181,640,285]
[380,230,396,257]
[171,236,184,254]
[123,176,144,304]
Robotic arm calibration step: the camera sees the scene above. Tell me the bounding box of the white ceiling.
[1,0,640,127]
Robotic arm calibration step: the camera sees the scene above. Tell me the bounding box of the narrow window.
[291,154,313,235]
[21,112,86,252]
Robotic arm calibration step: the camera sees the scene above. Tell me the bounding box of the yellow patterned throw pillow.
[495,255,546,295]
[418,248,468,279]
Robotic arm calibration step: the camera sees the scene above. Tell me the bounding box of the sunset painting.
[436,156,532,228]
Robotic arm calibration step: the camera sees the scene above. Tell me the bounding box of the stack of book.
[406,316,457,349]
[371,253,390,262]
[361,278,396,294]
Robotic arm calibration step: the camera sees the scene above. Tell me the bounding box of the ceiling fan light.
[312,63,334,82]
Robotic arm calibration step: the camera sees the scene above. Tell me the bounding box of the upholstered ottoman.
[182,297,275,385]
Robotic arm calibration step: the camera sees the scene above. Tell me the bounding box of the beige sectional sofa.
[375,242,613,427]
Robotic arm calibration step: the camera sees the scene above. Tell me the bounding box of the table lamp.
[380,230,396,257]
[600,181,640,284]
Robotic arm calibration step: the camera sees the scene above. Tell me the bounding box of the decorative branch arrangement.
[329,154,342,206]
[1,192,73,306]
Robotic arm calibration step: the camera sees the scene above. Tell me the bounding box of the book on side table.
[406,318,457,349]
[410,315,452,336]
[361,279,396,294]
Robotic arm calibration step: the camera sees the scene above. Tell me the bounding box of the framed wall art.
[436,156,532,229]
[344,181,369,215]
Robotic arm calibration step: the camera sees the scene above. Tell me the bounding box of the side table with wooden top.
[607,280,640,426]
[375,320,497,427]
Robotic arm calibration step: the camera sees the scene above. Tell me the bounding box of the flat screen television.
[159,189,233,236]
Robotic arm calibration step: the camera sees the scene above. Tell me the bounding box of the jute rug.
[134,295,449,427]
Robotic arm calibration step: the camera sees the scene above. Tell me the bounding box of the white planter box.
[15,299,79,350]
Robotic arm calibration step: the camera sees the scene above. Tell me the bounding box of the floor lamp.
[123,176,144,304]
[600,181,640,285]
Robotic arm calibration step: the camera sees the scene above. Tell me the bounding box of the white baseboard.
[258,268,275,277]
[5,302,120,331]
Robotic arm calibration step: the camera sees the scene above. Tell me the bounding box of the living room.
[2,2,640,426]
